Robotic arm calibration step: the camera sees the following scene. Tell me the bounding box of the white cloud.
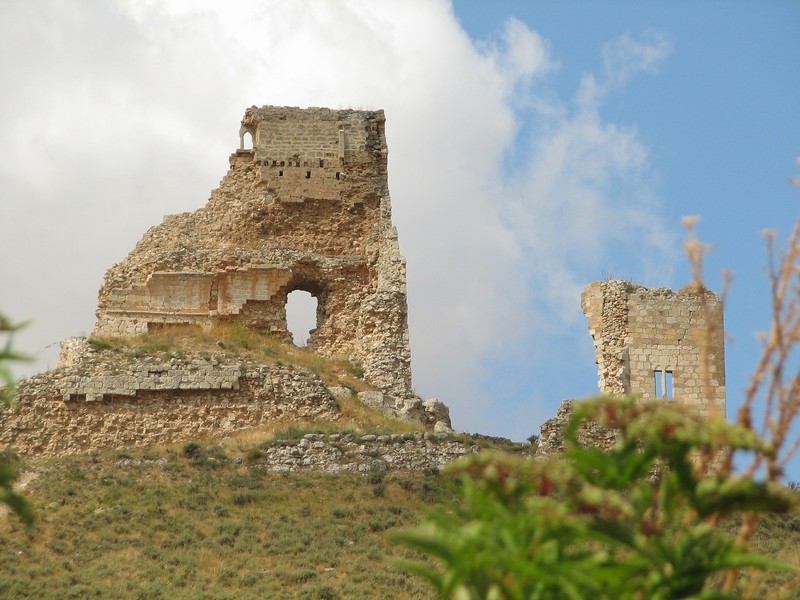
[603,30,672,85]
[0,1,675,438]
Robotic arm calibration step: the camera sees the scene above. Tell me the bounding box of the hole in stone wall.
[279,170,283,177]
[665,370,674,399]
[285,290,318,347]
[242,131,253,150]
[305,171,311,179]
[335,172,340,180]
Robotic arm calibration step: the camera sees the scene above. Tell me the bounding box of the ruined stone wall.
[2,338,452,458]
[535,400,618,458]
[582,280,726,414]
[251,432,475,474]
[94,106,412,397]
[1,340,340,457]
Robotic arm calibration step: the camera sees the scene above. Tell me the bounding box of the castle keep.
[581,280,726,414]
[95,106,411,397]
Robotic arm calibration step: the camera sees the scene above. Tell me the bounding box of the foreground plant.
[394,398,796,599]
[0,313,34,525]
[395,208,800,598]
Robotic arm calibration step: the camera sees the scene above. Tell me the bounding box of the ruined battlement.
[582,280,726,414]
[236,106,388,204]
[240,105,386,163]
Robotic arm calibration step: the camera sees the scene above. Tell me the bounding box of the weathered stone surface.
[582,280,726,415]
[0,339,340,456]
[253,431,474,473]
[357,390,393,411]
[423,399,452,430]
[94,106,412,398]
[356,391,452,430]
[535,400,618,458]
[433,421,454,434]
[326,386,353,401]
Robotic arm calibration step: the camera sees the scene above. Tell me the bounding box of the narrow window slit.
[654,368,674,399]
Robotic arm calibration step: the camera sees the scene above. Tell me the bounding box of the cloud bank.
[0,0,673,438]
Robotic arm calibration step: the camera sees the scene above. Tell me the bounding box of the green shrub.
[182,442,203,460]
[394,397,796,599]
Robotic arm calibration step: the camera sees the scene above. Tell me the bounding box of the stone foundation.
[252,432,474,473]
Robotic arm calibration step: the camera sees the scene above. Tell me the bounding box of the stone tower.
[94,106,412,397]
[581,280,725,415]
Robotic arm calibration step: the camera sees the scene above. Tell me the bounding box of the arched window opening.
[242,131,254,150]
[285,290,318,346]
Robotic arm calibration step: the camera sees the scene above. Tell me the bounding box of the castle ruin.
[581,280,726,414]
[536,280,726,457]
[1,106,727,458]
[94,105,411,398]
[0,106,458,457]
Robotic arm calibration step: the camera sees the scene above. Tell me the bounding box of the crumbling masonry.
[581,280,726,414]
[94,106,412,397]
[0,106,456,457]
[536,281,727,457]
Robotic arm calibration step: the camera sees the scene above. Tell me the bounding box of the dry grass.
[684,213,800,595]
[0,443,457,599]
[88,321,371,391]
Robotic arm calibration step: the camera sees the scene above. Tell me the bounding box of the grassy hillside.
[4,323,800,598]
[0,322,516,599]
[3,437,800,599]
[0,441,459,599]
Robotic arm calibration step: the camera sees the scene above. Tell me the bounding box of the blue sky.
[453,0,800,473]
[1,1,798,476]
